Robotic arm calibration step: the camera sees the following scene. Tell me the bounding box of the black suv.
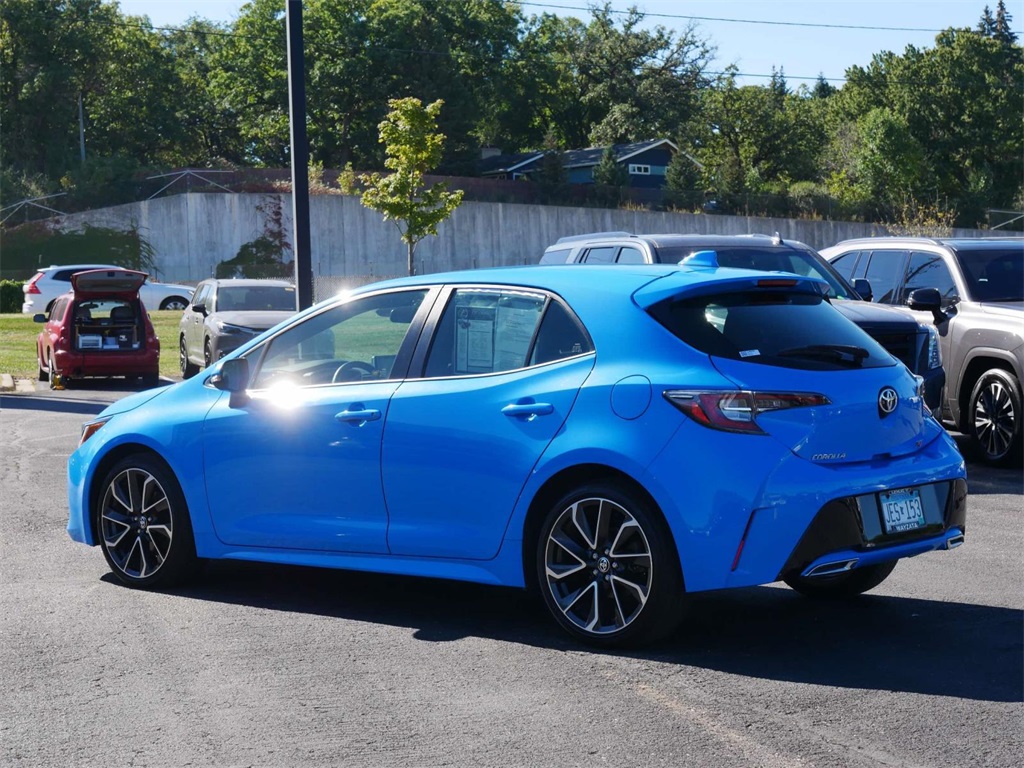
[821,237,1024,466]
[541,232,945,411]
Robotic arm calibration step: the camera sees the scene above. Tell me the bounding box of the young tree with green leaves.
[360,98,464,276]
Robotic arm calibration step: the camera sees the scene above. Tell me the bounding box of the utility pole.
[286,0,313,311]
[78,92,86,163]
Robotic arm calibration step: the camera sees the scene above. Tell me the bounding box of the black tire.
[179,336,198,379]
[967,369,1022,468]
[160,296,189,311]
[203,338,213,369]
[38,351,48,383]
[783,560,896,599]
[95,454,197,589]
[536,482,685,647]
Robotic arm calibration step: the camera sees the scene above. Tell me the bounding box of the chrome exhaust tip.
[806,558,859,577]
[945,534,965,550]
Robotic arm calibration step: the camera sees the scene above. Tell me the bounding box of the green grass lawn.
[0,311,185,381]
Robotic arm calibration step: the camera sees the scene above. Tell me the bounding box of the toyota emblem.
[878,387,899,417]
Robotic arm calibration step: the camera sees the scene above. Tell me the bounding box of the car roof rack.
[554,231,633,244]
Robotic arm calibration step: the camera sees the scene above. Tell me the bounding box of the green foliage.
[360,98,464,276]
[592,147,628,187]
[0,281,23,313]
[535,131,568,203]
[0,223,156,282]
[663,147,701,209]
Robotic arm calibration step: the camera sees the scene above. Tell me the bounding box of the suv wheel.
[968,369,1022,467]
[180,336,199,379]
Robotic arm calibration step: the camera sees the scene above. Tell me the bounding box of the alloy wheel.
[543,496,653,636]
[99,467,174,580]
[973,377,1017,461]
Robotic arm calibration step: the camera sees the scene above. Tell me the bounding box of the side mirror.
[193,302,207,316]
[212,357,250,406]
[33,313,46,323]
[908,287,946,324]
[852,278,873,302]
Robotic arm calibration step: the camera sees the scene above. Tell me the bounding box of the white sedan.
[22,264,194,314]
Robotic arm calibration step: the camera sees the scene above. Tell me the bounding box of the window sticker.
[494,303,542,370]
[456,305,496,373]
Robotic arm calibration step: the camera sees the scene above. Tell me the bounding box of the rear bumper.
[54,348,159,377]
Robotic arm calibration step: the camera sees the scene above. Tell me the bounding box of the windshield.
[954,247,1024,302]
[217,285,296,312]
[659,246,856,299]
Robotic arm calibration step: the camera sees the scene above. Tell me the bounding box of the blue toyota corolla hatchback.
[67,260,967,646]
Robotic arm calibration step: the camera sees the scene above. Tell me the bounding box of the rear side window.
[649,290,895,370]
[863,250,908,304]
[582,247,616,264]
[828,251,861,280]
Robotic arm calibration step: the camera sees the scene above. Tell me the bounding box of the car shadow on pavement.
[111,561,1022,705]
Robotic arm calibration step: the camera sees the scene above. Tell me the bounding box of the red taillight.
[25,274,42,294]
[664,390,829,434]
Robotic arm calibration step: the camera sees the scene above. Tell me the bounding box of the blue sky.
[116,0,1021,85]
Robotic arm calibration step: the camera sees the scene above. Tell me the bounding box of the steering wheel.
[332,360,375,383]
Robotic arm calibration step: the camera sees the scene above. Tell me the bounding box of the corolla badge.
[878,387,899,417]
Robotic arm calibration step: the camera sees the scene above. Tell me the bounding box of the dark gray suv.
[821,237,1024,467]
[541,232,945,412]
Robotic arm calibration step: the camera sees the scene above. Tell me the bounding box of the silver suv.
[541,232,945,412]
[821,237,1024,467]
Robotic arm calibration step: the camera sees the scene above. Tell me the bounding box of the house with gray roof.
[479,139,699,189]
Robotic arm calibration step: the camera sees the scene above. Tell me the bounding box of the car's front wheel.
[203,339,213,369]
[96,455,197,588]
[968,368,1022,467]
[783,560,896,598]
[536,483,684,647]
[179,336,198,379]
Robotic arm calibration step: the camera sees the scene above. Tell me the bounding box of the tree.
[592,146,628,187]
[663,147,701,210]
[360,98,464,276]
[534,129,568,203]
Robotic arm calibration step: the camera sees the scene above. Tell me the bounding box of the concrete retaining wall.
[48,192,989,287]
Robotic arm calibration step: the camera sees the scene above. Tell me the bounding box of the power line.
[511,0,1016,34]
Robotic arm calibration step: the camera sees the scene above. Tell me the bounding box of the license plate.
[880,488,926,534]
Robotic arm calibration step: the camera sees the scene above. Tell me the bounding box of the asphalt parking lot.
[1,380,1021,767]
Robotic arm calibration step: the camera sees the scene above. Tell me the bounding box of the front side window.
[424,288,588,377]
[617,247,646,264]
[902,251,958,306]
[649,290,894,370]
[191,284,211,309]
[250,289,427,388]
[582,247,616,264]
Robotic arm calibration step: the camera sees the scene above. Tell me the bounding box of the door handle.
[335,407,381,423]
[501,402,554,419]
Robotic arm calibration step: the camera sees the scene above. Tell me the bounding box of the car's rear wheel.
[968,369,1022,467]
[783,560,896,598]
[160,297,189,311]
[96,455,197,589]
[203,339,213,369]
[536,483,684,647]
[38,350,48,383]
[179,336,198,379]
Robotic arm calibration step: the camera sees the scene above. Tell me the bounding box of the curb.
[1,374,39,394]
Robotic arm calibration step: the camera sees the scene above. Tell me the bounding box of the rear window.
[649,290,895,370]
